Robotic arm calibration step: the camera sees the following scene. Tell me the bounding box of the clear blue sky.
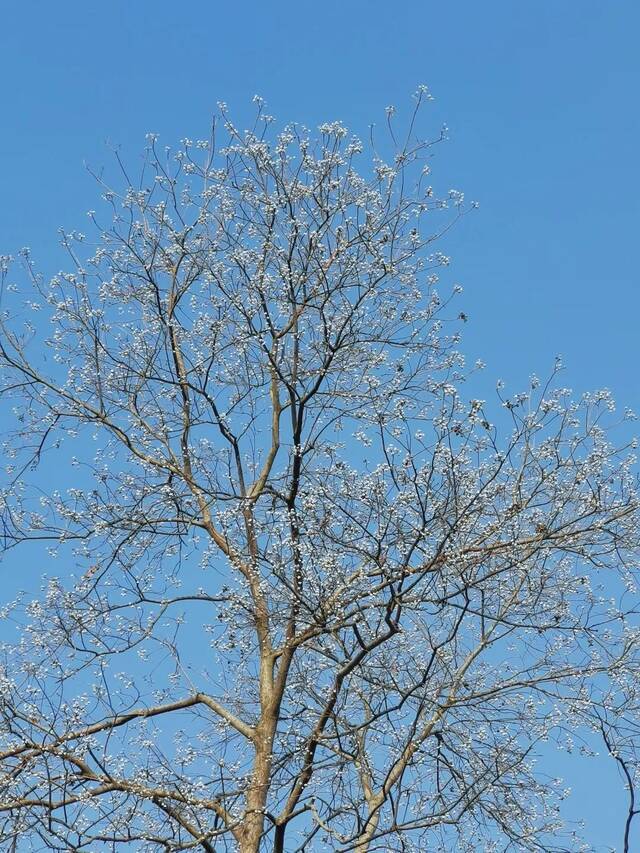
[1,1,639,848]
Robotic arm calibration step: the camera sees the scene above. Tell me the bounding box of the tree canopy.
[1,92,639,852]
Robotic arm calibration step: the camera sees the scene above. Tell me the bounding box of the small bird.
[82,564,99,581]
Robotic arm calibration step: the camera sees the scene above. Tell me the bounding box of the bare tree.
[0,91,639,852]
[597,709,640,853]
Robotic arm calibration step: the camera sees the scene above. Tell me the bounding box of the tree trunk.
[239,719,276,853]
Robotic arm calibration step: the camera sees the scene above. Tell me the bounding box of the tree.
[0,90,639,852]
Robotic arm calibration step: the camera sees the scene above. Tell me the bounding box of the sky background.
[1,1,639,848]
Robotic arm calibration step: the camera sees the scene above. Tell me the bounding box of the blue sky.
[1,1,639,404]
[1,1,639,848]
